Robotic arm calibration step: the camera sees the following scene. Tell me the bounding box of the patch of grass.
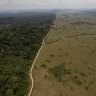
[40,64,46,68]
[58,55,61,57]
[70,86,74,91]
[72,76,82,85]
[83,61,88,65]
[69,61,72,64]
[44,75,48,79]
[63,80,67,84]
[60,94,63,96]
[80,72,86,78]
[75,37,78,40]
[45,59,50,63]
[59,48,62,51]
[65,52,68,57]
[34,65,37,69]
[74,69,79,73]
[85,86,89,91]
[50,54,54,57]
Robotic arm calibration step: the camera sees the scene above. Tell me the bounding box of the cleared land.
[32,12,96,96]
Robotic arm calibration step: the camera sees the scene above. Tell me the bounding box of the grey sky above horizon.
[0,0,96,10]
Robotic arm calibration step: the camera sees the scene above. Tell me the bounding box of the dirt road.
[28,33,49,96]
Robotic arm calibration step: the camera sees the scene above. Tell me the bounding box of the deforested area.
[32,11,96,96]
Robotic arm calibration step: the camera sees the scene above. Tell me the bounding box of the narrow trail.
[28,32,49,96]
[44,38,62,45]
[43,33,96,45]
[65,34,96,38]
[28,45,43,96]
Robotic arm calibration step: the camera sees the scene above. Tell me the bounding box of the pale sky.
[0,0,96,10]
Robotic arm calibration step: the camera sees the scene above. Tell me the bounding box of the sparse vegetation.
[45,59,50,63]
[80,72,86,78]
[32,12,96,96]
[50,54,54,57]
[48,63,71,82]
[72,76,82,85]
[40,64,46,68]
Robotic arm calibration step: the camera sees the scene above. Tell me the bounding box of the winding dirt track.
[28,33,49,96]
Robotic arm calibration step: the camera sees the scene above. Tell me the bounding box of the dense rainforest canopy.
[0,12,56,96]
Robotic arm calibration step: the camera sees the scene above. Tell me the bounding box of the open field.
[32,12,96,96]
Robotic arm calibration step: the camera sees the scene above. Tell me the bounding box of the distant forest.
[0,12,56,96]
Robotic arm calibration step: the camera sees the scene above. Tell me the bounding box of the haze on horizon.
[0,0,96,10]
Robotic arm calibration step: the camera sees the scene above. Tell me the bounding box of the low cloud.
[0,0,96,10]
[0,0,12,4]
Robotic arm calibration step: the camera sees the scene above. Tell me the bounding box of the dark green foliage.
[44,75,48,79]
[72,76,82,85]
[74,69,79,73]
[0,12,56,96]
[65,52,68,57]
[40,64,46,68]
[60,94,63,96]
[45,59,50,63]
[49,63,83,86]
[50,54,54,57]
[59,48,62,51]
[49,63,71,81]
[80,72,86,78]
[85,86,89,90]
[70,86,74,91]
